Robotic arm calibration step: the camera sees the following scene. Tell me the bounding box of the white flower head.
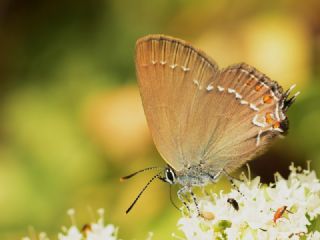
[58,226,82,240]
[59,209,118,240]
[23,209,120,240]
[176,163,320,240]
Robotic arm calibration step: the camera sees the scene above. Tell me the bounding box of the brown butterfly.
[121,35,299,214]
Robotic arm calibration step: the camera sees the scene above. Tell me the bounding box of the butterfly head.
[160,167,177,185]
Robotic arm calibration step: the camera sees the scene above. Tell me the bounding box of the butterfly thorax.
[163,165,220,187]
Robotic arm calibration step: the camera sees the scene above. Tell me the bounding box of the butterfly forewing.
[203,64,285,173]
[135,35,219,171]
[135,35,289,174]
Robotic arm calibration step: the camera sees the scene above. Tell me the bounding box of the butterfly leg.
[222,169,244,197]
[177,186,190,213]
[189,189,200,216]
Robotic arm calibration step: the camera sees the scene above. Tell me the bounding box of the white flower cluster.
[22,209,119,240]
[176,163,320,240]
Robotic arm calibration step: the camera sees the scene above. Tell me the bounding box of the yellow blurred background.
[0,0,320,239]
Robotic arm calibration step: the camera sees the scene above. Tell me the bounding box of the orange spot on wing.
[265,112,275,124]
[263,95,273,104]
[255,84,263,91]
[273,122,280,129]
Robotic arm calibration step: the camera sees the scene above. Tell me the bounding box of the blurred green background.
[0,0,320,239]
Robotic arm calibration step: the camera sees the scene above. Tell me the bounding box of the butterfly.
[121,34,299,214]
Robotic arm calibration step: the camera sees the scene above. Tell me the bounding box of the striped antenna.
[120,166,162,182]
[125,172,162,214]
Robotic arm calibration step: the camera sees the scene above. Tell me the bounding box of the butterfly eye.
[165,168,176,184]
